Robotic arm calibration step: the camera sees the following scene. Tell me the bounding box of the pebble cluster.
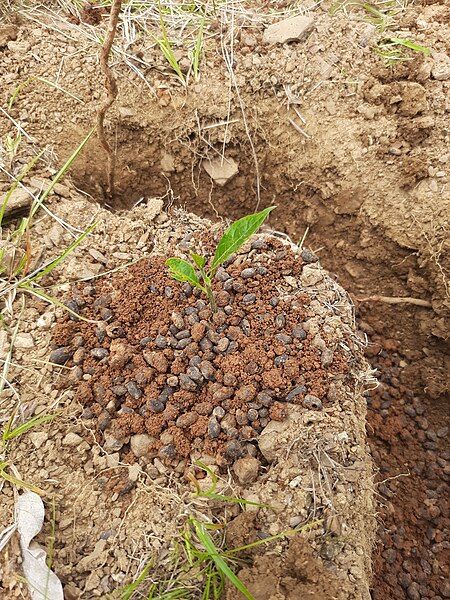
[51,238,349,476]
[363,334,449,600]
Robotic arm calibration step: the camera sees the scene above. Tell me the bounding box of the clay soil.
[0,0,449,599]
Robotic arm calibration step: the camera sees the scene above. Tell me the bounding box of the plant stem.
[205,283,217,313]
[97,0,122,200]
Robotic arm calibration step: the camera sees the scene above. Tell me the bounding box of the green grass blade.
[192,520,254,600]
[3,413,55,443]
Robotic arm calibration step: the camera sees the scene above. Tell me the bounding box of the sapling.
[166,206,275,311]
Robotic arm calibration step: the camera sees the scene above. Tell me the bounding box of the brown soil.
[0,0,449,598]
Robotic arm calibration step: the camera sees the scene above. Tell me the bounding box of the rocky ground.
[0,0,449,598]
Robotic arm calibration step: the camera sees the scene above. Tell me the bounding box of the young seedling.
[166,206,275,311]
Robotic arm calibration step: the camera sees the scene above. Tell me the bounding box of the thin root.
[357,295,432,308]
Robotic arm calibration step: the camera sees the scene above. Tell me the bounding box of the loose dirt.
[0,0,449,598]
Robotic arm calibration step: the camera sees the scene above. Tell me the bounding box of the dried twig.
[357,295,432,308]
[97,0,122,200]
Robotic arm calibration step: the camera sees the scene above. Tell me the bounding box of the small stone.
[303,394,323,410]
[233,457,260,484]
[286,385,307,402]
[29,431,48,449]
[143,351,169,373]
[199,360,216,381]
[216,290,231,307]
[126,381,142,400]
[215,267,230,281]
[216,338,229,353]
[292,326,307,340]
[15,333,34,349]
[91,348,109,360]
[224,439,244,460]
[62,432,83,447]
[212,406,226,419]
[301,265,323,287]
[431,52,450,81]
[321,348,334,367]
[111,385,127,397]
[167,375,179,387]
[191,322,206,342]
[176,412,198,428]
[275,314,286,328]
[171,312,185,329]
[130,434,155,458]
[242,293,256,304]
[179,374,197,391]
[264,15,314,45]
[203,156,239,186]
[50,347,73,365]
[149,399,165,413]
[301,249,319,264]
[186,366,202,382]
[241,268,256,279]
[251,238,267,250]
[247,409,259,422]
[208,417,221,438]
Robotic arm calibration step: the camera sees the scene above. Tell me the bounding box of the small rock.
[203,156,239,186]
[130,434,155,458]
[62,432,83,447]
[242,293,256,304]
[303,394,323,410]
[199,360,216,381]
[224,439,244,460]
[143,351,169,373]
[191,322,206,342]
[431,52,450,81]
[263,15,314,45]
[301,265,323,287]
[301,249,319,264]
[286,385,307,402]
[50,347,73,365]
[241,268,256,279]
[208,416,221,438]
[179,374,197,391]
[91,348,109,360]
[14,333,34,349]
[233,457,260,484]
[29,431,48,449]
[126,381,142,400]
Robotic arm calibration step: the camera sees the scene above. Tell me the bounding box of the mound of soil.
[52,234,352,473]
[0,192,374,599]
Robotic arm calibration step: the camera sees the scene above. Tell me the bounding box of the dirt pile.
[52,235,354,474]
[0,190,374,599]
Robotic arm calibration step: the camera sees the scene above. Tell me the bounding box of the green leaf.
[191,252,206,269]
[386,37,430,55]
[210,206,275,272]
[166,258,203,290]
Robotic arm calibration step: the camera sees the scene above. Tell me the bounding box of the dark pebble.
[91,348,109,360]
[100,308,113,321]
[187,366,202,382]
[208,417,221,438]
[301,249,319,263]
[139,336,153,347]
[257,391,274,407]
[292,326,307,340]
[242,293,256,304]
[164,286,173,298]
[159,444,176,460]
[66,299,80,321]
[224,440,244,460]
[175,329,191,340]
[95,328,106,343]
[274,355,288,366]
[303,394,323,410]
[286,385,307,402]
[215,267,230,281]
[107,324,125,339]
[269,297,279,307]
[149,399,165,413]
[241,319,251,335]
[212,406,225,419]
[251,238,267,249]
[176,338,192,350]
[158,386,173,404]
[181,283,192,297]
[50,347,73,365]
[275,333,292,344]
[126,381,142,400]
[111,385,127,397]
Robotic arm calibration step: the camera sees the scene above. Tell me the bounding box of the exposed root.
[357,295,432,308]
[96,0,122,200]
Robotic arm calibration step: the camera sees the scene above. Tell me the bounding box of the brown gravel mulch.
[52,236,351,474]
